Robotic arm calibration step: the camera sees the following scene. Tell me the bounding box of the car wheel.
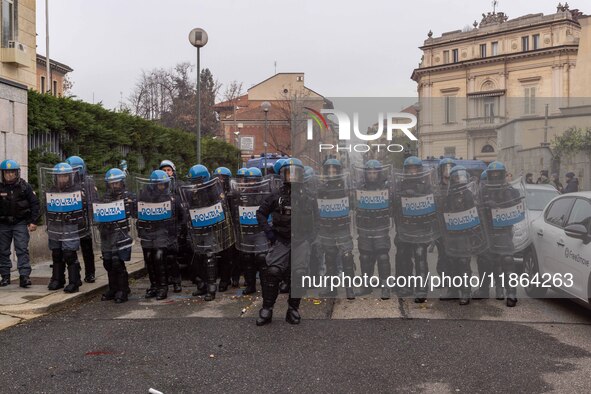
[523,246,548,298]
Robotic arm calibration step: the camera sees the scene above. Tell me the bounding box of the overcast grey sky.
[35,0,583,110]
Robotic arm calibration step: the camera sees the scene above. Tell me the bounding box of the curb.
[0,260,146,319]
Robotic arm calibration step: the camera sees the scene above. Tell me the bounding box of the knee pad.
[377,253,391,272]
[265,266,282,280]
[359,253,374,267]
[154,249,164,263]
[111,256,124,272]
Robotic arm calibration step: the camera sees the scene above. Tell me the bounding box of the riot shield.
[393,168,441,243]
[180,178,234,254]
[90,180,136,255]
[351,164,393,238]
[230,179,272,253]
[40,166,90,242]
[264,174,283,191]
[480,179,530,254]
[315,173,352,246]
[134,176,177,249]
[440,182,488,257]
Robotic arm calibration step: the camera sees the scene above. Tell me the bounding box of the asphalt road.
[1,277,591,393]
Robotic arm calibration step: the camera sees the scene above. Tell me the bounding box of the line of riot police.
[38,153,529,327]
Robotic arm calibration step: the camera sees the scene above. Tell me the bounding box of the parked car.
[514,183,560,272]
[523,192,591,307]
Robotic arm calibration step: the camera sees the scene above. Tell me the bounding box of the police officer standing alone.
[0,160,40,287]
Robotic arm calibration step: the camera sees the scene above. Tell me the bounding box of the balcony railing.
[465,116,506,128]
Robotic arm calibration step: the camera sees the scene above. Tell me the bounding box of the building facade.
[0,0,36,179]
[35,54,73,97]
[214,73,331,167]
[411,4,585,163]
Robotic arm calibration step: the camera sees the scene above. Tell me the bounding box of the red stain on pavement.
[85,351,114,356]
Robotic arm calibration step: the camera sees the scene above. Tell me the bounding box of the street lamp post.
[261,101,271,174]
[234,131,241,171]
[189,28,209,163]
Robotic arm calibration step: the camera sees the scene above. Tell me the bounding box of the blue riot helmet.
[53,162,75,191]
[187,164,210,184]
[213,167,232,178]
[105,168,126,193]
[280,158,304,184]
[0,159,20,184]
[273,159,286,175]
[66,156,86,176]
[364,159,383,184]
[244,167,263,183]
[323,158,342,176]
[487,161,506,184]
[150,169,171,193]
[438,157,456,182]
[403,156,423,175]
[236,167,248,180]
[449,165,469,188]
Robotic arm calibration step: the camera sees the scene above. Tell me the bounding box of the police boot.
[0,275,10,287]
[167,254,182,293]
[459,289,471,306]
[64,263,82,293]
[114,263,130,304]
[342,252,356,300]
[80,235,95,283]
[356,254,374,297]
[381,280,391,300]
[506,296,518,307]
[155,256,168,301]
[18,275,31,288]
[257,267,280,326]
[286,297,301,325]
[48,249,65,290]
[256,307,273,326]
[102,271,117,301]
[192,277,207,296]
[242,257,257,295]
[144,252,158,299]
[204,255,217,301]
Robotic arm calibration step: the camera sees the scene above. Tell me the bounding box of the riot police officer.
[137,170,179,300]
[472,170,494,300]
[256,158,311,326]
[45,163,88,293]
[212,166,235,292]
[93,168,135,303]
[159,159,183,293]
[441,165,486,305]
[394,156,440,303]
[66,156,97,283]
[354,160,392,299]
[182,165,234,301]
[435,158,457,300]
[232,167,268,295]
[0,160,40,287]
[480,161,523,307]
[318,159,356,300]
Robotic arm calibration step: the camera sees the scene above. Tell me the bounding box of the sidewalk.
[0,248,145,331]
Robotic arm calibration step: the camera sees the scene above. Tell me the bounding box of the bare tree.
[221,81,244,138]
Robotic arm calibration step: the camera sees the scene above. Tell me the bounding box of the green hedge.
[28,90,240,189]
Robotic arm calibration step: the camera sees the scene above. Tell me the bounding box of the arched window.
[481,144,494,153]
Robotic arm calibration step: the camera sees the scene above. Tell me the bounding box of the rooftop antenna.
[274,60,277,74]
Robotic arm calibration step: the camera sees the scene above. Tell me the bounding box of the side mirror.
[564,224,590,244]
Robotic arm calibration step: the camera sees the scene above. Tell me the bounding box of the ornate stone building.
[411,4,586,163]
